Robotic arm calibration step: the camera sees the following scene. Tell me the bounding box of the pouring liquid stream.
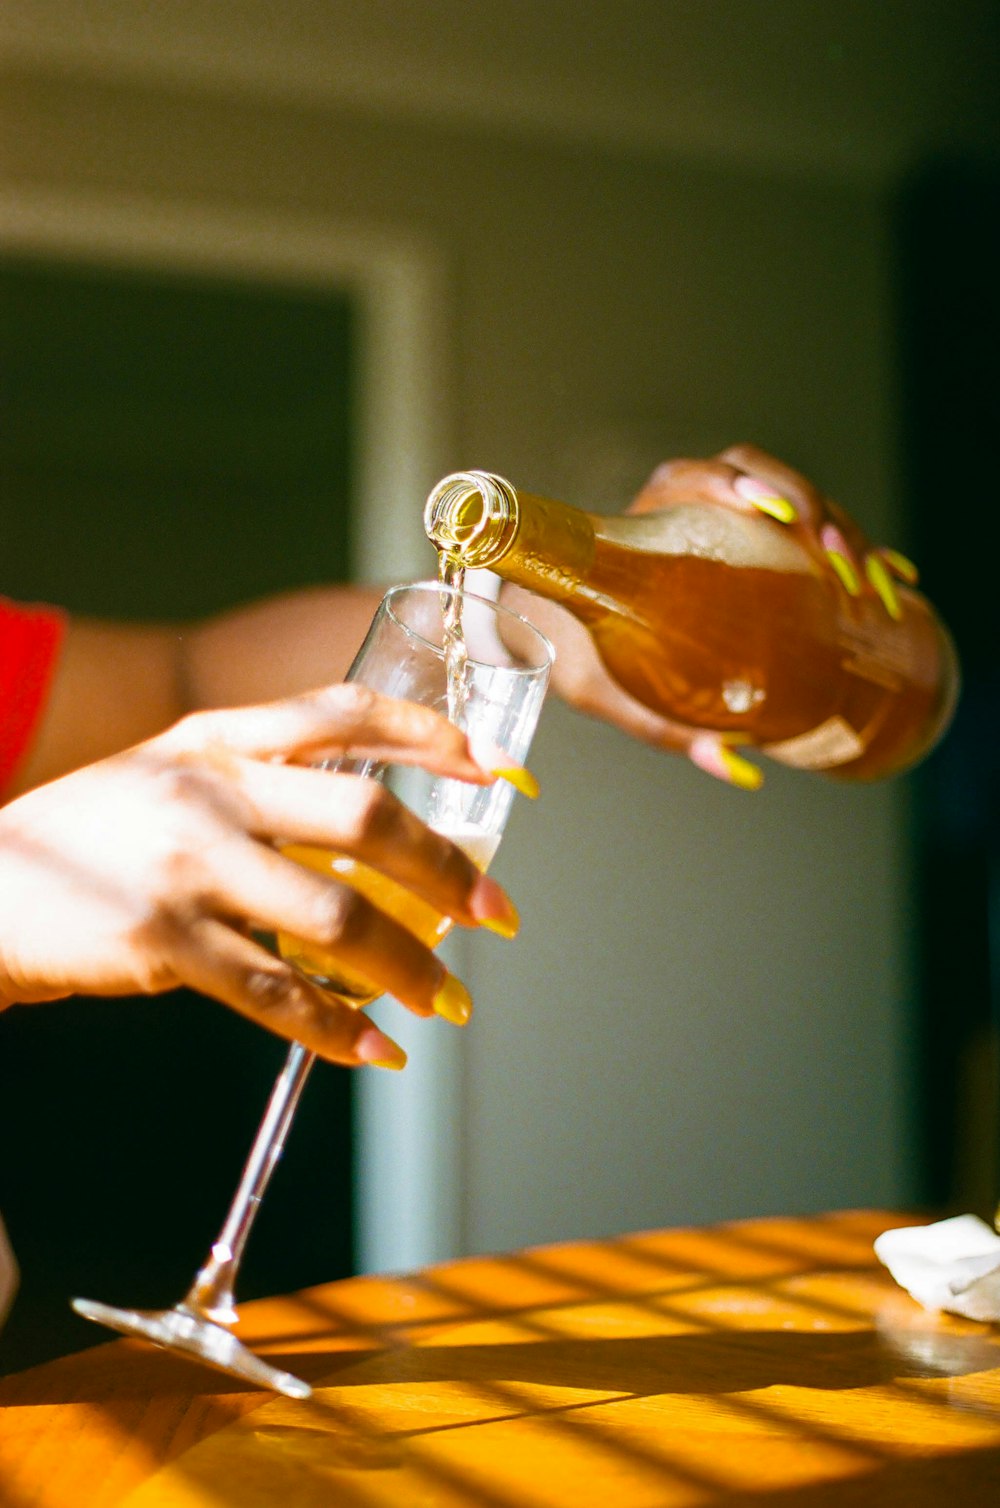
[439,554,469,725]
[278,557,491,997]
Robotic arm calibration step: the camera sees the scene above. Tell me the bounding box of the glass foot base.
[71,1295,312,1400]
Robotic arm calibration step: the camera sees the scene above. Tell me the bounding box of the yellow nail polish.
[470,875,521,937]
[358,1035,408,1071]
[749,495,797,525]
[881,547,919,584]
[719,745,764,791]
[367,1047,408,1071]
[825,548,861,596]
[866,553,902,620]
[491,766,540,800]
[479,903,520,941]
[432,974,473,1026]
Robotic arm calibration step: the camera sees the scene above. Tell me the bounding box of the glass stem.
[182,1041,317,1324]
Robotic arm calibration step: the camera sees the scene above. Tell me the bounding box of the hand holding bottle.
[429,446,957,789]
[617,443,926,787]
[635,443,917,616]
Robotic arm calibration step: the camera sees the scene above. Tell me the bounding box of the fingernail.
[356,1027,408,1071]
[718,745,765,791]
[821,525,861,595]
[689,735,764,791]
[432,973,474,1026]
[734,476,797,523]
[865,552,902,620]
[825,549,861,595]
[491,766,540,800]
[880,546,919,584]
[469,874,521,939]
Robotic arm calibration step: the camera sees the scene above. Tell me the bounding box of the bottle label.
[763,716,865,770]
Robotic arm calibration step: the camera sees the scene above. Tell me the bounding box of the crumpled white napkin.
[875,1214,1000,1322]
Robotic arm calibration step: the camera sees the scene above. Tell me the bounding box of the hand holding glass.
[72,583,552,1398]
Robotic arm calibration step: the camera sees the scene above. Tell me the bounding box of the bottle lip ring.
[382,580,554,675]
[423,470,518,566]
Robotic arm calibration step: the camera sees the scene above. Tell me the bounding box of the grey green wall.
[1,62,918,1255]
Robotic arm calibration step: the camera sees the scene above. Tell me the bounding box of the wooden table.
[1,1210,999,1505]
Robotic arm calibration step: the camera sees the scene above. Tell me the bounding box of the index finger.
[628,454,810,528]
[716,443,830,527]
[715,444,881,551]
[158,684,494,783]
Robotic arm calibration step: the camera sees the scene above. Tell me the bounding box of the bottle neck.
[424,471,595,602]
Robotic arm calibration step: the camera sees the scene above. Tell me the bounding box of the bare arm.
[180,583,385,710]
[9,584,385,796]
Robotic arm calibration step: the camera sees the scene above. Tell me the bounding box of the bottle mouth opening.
[423,470,518,566]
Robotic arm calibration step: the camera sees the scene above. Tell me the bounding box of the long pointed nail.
[491,766,540,799]
[880,546,919,584]
[470,874,520,938]
[734,476,797,523]
[718,745,765,790]
[821,541,860,601]
[432,973,473,1026]
[865,552,902,620]
[826,549,861,595]
[356,1027,407,1071]
[821,524,861,594]
[689,735,764,792]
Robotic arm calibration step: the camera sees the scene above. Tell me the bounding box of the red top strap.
[0,596,67,798]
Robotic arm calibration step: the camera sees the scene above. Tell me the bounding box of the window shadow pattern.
[5,1211,997,1507]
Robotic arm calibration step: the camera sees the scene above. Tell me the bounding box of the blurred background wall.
[1,1,997,1359]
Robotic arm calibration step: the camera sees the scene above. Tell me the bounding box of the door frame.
[0,183,465,1275]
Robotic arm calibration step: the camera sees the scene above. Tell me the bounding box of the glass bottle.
[424,470,959,781]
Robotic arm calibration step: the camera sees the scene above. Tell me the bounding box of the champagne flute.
[72,582,552,1399]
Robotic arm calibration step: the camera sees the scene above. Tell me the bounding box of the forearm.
[180,584,385,711]
[7,584,386,797]
[8,616,183,796]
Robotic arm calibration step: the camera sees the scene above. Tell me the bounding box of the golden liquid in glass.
[278,827,498,1003]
